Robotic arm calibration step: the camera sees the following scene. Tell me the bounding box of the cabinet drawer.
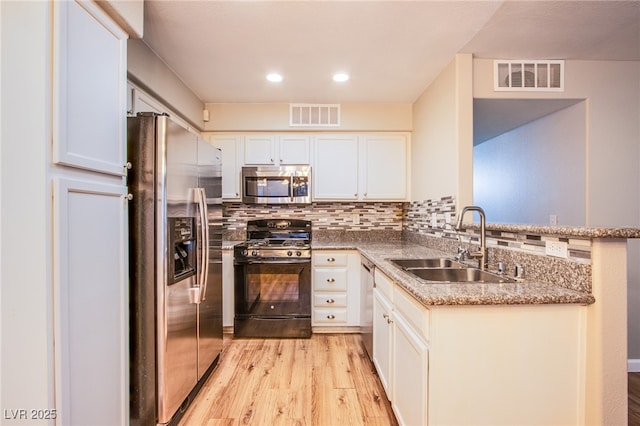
[374,269,394,301]
[314,268,348,291]
[313,293,348,307]
[394,285,430,340]
[313,252,348,267]
[313,308,348,324]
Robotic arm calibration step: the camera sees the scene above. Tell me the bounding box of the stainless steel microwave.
[242,166,311,204]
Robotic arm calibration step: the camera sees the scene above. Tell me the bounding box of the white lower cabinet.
[312,250,360,329]
[372,269,586,426]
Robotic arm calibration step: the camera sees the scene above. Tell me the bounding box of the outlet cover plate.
[545,240,568,258]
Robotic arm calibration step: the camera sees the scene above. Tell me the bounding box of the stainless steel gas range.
[233,219,312,338]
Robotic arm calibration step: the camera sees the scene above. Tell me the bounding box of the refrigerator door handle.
[197,187,210,303]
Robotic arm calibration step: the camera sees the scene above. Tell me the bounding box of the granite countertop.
[473,223,640,238]
[313,241,595,307]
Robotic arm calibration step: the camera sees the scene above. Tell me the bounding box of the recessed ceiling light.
[333,72,349,82]
[266,73,283,83]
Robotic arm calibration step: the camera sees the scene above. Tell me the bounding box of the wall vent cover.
[494,60,564,92]
[290,104,340,127]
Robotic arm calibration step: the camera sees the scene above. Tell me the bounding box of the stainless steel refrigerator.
[128,113,223,426]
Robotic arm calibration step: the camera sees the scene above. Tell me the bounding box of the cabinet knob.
[326,299,335,304]
[326,278,335,283]
[327,315,335,320]
[327,257,335,262]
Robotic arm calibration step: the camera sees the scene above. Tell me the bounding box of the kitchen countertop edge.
[312,241,595,307]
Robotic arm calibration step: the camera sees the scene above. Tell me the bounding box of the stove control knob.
[242,249,248,256]
[251,250,258,256]
[296,251,302,257]
[287,251,293,256]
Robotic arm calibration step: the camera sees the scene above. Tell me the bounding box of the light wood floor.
[179,334,398,426]
[631,373,640,426]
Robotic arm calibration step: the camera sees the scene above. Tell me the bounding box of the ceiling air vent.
[290,104,340,127]
[494,60,564,92]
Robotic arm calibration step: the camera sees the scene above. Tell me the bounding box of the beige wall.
[203,102,412,132]
[411,53,473,206]
[474,58,640,362]
[127,39,205,130]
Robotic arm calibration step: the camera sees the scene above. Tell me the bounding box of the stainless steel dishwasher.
[360,257,375,361]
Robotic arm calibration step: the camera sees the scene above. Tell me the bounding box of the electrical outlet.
[352,213,360,225]
[545,240,568,258]
[431,212,438,226]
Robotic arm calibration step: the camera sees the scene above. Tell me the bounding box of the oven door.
[234,258,311,338]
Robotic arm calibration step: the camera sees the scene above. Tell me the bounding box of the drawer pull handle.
[327,315,335,319]
[327,257,336,262]
[326,278,335,283]
[383,314,389,319]
[326,299,335,304]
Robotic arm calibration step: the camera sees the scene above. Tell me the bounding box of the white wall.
[411,54,473,206]
[127,38,205,130]
[474,58,640,362]
[474,101,587,225]
[1,0,55,415]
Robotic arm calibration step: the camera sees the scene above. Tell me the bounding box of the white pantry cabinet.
[244,134,310,165]
[51,1,129,424]
[312,250,361,330]
[313,134,410,201]
[53,0,127,177]
[373,287,394,395]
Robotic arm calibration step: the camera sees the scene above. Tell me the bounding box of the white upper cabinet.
[313,134,359,200]
[53,0,128,176]
[313,134,410,201]
[207,134,243,200]
[361,134,409,200]
[244,134,310,165]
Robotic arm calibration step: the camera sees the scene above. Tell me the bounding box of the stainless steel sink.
[408,267,514,283]
[389,258,464,269]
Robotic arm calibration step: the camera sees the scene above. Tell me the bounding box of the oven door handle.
[235,258,311,266]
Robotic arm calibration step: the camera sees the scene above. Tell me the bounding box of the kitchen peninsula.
[311,223,639,426]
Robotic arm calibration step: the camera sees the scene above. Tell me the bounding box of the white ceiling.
[142,0,640,105]
[141,1,639,139]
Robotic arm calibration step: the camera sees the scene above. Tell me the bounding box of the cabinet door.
[53,0,127,176]
[373,289,393,395]
[244,135,276,165]
[208,134,243,200]
[313,135,359,200]
[53,177,128,425]
[278,135,310,164]
[361,134,409,200]
[392,314,428,426]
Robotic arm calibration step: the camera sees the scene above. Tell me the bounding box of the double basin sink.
[389,258,514,283]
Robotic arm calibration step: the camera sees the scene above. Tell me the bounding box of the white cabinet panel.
[244,134,310,166]
[207,134,243,200]
[373,288,393,395]
[392,313,428,426]
[53,1,127,176]
[53,177,128,425]
[361,134,409,200]
[244,135,276,165]
[278,135,310,164]
[313,135,359,200]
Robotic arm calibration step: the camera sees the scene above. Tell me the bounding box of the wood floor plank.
[630,372,640,426]
[179,334,398,426]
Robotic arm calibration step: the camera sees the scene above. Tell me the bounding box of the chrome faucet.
[455,206,488,270]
